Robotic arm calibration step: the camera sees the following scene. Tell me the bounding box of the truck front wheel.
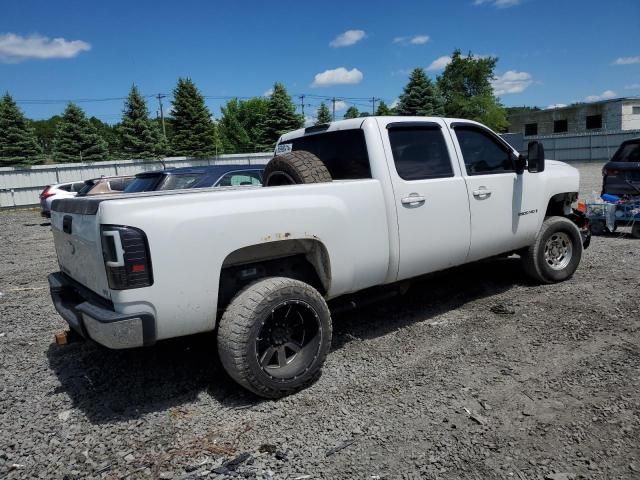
[217,277,332,398]
[521,216,583,284]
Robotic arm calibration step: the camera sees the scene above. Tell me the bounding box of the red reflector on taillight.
[131,264,146,273]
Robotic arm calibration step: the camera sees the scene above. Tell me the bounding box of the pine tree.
[52,103,108,162]
[343,106,360,119]
[0,93,42,166]
[437,49,507,131]
[375,100,392,116]
[258,83,303,151]
[237,97,269,152]
[315,102,332,124]
[396,68,445,116]
[170,78,216,157]
[119,85,166,159]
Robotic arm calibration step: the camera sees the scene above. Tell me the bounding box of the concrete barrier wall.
[0,153,272,208]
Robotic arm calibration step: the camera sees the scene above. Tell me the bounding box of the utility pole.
[371,97,377,115]
[299,94,305,116]
[156,93,167,138]
[332,97,336,121]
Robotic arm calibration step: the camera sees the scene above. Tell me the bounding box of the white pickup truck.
[49,116,590,398]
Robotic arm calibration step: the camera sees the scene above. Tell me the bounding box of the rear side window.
[77,182,94,195]
[72,182,86,192]
[388,126,453,180]
[125,176,162,193]
[454,127,514,175]
[216,171,263,187]
[58,184,72,192]
[158,173,203,190]
[282,129,371,179]
[612,141,640,163]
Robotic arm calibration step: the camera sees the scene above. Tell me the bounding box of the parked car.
[48,116,589,398]
[602,137,640,196]
[76,176,136,196]
[39,181,86,217]
[124,165,264,193]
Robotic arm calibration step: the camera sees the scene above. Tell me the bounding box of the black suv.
[602,138,640,196]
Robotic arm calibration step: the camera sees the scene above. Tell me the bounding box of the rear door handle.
[401,194,426,206]
[472,188,492,199]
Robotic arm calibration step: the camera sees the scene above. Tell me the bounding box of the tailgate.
[51,198,111,299]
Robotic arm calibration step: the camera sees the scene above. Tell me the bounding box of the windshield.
[124,175,162,193]
[611,141,640,163]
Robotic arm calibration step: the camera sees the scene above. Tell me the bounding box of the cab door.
[381,120,471,281]
[449,122,543,261]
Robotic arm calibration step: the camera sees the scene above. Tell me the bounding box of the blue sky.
[1,0,639,123]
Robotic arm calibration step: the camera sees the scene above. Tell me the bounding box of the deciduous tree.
[437,49,507,131]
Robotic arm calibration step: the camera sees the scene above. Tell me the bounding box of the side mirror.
[527,141,545,173]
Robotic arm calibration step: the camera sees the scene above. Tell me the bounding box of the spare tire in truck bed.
[263,151,332,186]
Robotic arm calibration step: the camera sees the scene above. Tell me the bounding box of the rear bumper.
[48,272,155,349]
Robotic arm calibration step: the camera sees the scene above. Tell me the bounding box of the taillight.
[602,167,620,176]
[100,225,153,290]
[40,186,55,199]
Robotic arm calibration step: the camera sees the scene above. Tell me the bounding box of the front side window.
[388,126,453,180]
[217,171,263,187]
[454,126,514,175]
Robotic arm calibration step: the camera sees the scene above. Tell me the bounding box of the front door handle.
[401,194,426,206]
[472,188,492,199]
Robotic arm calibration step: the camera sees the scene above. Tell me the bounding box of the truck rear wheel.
[217,277,332,398]
[522,216,583,284]
[263,151,332,186]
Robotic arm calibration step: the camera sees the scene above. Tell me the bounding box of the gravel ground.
[1,161,639,480]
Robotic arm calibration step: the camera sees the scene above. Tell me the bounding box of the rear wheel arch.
[217,239,332,313]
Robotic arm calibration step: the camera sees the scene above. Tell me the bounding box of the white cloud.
[304,115,315,127]
[329,30,366,48]
[0,33,90,63]
[545,103,568,110]
[426,56,452,71]
[491,70,533,95]
[390,98,399,109]
[263,88,273,97]
[393,35,430,46]
[585,90,617,102]
[473,0,522,7]
[411,35,430,45]
[625,83,640,90]
[311,67,363,87]
[613,56,640,65]
[333,100,347,111]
